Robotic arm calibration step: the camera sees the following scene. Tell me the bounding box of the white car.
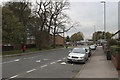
[67,48,88,64]
[90,45,96,50]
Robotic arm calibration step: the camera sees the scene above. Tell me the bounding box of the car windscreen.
[72,48,85,54]
[90,45,95,47]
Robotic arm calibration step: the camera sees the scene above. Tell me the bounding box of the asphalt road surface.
[2,48,86,79]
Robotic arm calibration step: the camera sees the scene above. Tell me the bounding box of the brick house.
[49,35,64,46]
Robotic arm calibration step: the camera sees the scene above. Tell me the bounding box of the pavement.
[77,46,118,79]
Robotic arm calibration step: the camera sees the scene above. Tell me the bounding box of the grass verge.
[2,45,72,55]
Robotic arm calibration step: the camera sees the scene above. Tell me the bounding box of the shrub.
[118,41,120,47]
[107,39,117,47]
[43,45,52,49]
[110,45,120,57]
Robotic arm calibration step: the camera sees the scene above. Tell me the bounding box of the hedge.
[110,45,120,57]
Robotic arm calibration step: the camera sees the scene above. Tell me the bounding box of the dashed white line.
[14,59,20,62]
[40,65,47,68]
[26,69,36,73]
[50,62,56,64]
[57,60,62,62]
[2,59,20,64]
[43,59,49,60]
[36,60,41,63]
[10,75,18,79]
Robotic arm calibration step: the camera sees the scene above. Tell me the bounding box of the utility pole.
[101,1,106,41]
[94,25,96,43]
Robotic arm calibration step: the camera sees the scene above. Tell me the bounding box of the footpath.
[77,46,118,79]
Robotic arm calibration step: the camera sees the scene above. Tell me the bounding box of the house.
[49,35,64,46]
[55,35,64,46]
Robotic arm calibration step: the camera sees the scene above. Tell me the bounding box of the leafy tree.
[66,36,70,42]
[71,32,84,42]
[2,6,25,49]
[5,1,31,43]
[92,31,113,42]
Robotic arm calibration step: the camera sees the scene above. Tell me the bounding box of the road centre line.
[26,69,36,73]
[56,59,62,62]
[9,75,18,79]
[2,56,40,64]
[7,58,65,79]
[14,59,20,62]
[40,65,47,68]
[50,62,56,64]
[2,59,20,64]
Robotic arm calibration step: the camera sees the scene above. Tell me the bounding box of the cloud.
[64,2,118,39]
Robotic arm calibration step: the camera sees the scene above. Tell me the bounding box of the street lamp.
[101,1,106,41]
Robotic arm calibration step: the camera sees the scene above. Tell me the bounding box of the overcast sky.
[0,0,119,40]
[65,1,118,40]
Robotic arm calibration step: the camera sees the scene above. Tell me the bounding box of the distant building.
[26,34,64,46]
[50,35,64,46]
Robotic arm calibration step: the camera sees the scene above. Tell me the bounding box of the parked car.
[67,47,88,64]
[90,45,96,50]
[94,44,97,48]
[81,45,91,57]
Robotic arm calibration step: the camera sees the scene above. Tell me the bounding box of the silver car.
[67,48,88,64]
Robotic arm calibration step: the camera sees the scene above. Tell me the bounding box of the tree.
[29,0,71,49]
[71,32,84,42]
[2,6,25,49]
[5,1,32,43]
[92,31,113,42]
[66,36,70,42]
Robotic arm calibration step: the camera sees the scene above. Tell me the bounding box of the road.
[2,47,88,79]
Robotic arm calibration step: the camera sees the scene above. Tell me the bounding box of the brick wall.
[55,35,64,45]
[49,35,64,46]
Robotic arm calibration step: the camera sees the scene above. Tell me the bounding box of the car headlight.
[68,55,71,57]
[80,57,84,59]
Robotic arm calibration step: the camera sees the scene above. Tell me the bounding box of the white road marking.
[2,60,15,64]
[50,62,56,64]
[26,69,36,73]
[14,59,20,62]
[36,60,41,63]
[43,59,49,60]
[10,75,18,79]
[57,60,62,62]
[23,56,39,60]
[40,65,47,68]
[61,62,66,65]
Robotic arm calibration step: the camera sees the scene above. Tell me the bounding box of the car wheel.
[82,61,85,64]
[67,60,72,63]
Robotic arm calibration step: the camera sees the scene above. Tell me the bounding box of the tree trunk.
[53,27,56,48]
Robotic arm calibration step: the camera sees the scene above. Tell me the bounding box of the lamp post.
[101,1,106,41]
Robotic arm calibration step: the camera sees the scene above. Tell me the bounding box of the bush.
[26,44,36,48]
[118,41,120,47]
[110,45,120,57]
[107,39,117,47]
[43,45,52,49]
[2,46,14,51]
